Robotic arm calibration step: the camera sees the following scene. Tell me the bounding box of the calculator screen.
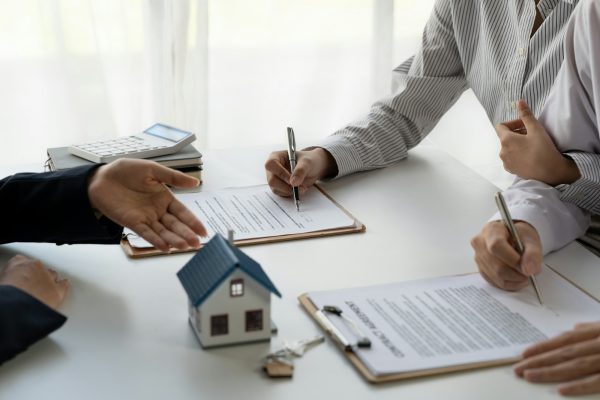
[144,124,190,142]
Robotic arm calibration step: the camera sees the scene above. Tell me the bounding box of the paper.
[125,185,356,248]
[307,267,600,375]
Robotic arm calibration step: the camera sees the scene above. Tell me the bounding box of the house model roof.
[177,234,282,307]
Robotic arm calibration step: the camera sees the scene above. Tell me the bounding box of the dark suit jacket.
[0,165,123,364]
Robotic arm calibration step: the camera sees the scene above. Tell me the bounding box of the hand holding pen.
[471,195,544,295]
[494,192,544,305]
[264,133,338,199]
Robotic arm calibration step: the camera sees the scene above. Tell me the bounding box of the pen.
[286,127,300,211]
[494,192,544,306]
[315,310,353,352]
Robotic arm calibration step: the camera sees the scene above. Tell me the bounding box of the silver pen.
[286,127,300,211]
[495,192,544,306]
[315,310,352,352]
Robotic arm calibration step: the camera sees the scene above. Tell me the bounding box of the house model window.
[245,310,263,332]
[230,279,244,297]
[211,314,228,336]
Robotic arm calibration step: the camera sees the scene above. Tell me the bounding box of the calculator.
[68,123,197,163]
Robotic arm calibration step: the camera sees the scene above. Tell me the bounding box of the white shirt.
[495,0,600,254]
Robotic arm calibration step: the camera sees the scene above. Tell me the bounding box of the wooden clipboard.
[120,185,365,258]
[297,293,521,384]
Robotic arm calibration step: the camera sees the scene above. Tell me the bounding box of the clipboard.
[121,185,365,258]
[298,293,521,383]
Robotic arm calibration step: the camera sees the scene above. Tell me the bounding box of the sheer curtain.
[0,0,208,166]
[0,0,440,166]
[207,0,434,150]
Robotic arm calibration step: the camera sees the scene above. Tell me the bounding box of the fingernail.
[290,176,300,186]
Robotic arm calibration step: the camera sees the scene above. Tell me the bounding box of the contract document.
[304,266,600,379]
[125,185,357,248]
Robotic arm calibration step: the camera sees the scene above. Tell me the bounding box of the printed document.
[126,185,356,248]
[307,267,600,375]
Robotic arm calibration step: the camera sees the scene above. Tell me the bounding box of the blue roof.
[177,234,281,307]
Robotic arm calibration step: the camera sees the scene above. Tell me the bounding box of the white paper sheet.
[125,185,356,248]
[307,267,600,375]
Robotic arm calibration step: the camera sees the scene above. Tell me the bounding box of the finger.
[161,213,201,248]
[56,278,70,300]
[133,223,169,252]
[151,163,200,188]
[267,174,293,197]
[558,373,600,396]
[485,223,521,268]
[47,268,59,281]
[265,155,292,183]
[522,354,600,383]
[478,257,529,291]
[523,328,600,358]
[517,100,538,132]
[515,339,600,376]
[167,199,207,237]
[151,220,188,250]
[9,254,29,263]
[575,322,600,330]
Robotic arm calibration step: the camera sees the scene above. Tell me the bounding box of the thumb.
[517,100,539,133]
[290,159,309,187]
[152,164,200,188]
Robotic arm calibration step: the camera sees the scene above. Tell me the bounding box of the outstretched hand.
[496,100,580,186]
[515,321,600,396]
[87,159,207,251]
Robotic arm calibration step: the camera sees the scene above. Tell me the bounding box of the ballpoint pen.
[286,127,300,211]
[494,192,544,306]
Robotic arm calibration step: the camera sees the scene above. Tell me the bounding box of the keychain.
[262,335,324,378]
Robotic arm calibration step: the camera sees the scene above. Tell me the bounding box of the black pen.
[495,192,544,306]
[286,127,300,211]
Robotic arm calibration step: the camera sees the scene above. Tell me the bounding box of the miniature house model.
[177,234,281,348]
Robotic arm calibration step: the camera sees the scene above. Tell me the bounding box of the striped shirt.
[320,0,598,216]
[502,0,600,254]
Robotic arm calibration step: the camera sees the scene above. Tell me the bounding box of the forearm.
[0,165,122,245]
[0,285,66,364]
[321,0,467,178]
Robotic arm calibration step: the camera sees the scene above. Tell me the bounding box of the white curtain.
[0,0,208,166]
[0,0,436,166]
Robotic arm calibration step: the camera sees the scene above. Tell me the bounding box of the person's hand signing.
[87,158,208,252]
[265,147,337,197]
[496,100,580,186]
[471,220,543,291]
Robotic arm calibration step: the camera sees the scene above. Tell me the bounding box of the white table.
[0,144,597,400]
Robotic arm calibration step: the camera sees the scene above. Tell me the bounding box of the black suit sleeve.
[0,165,122,245]
[0,285,66,364]
[0,165,123,363]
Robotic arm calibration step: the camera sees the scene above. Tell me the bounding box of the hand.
[264,147,337,197]
[87,159,208,251]
[496,100,580,186]
[0,255,69,310]
[514,322,600,396]
[470,220,542,291]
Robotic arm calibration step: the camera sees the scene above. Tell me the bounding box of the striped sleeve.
[320,0,468,178]
[558,152,600,214]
